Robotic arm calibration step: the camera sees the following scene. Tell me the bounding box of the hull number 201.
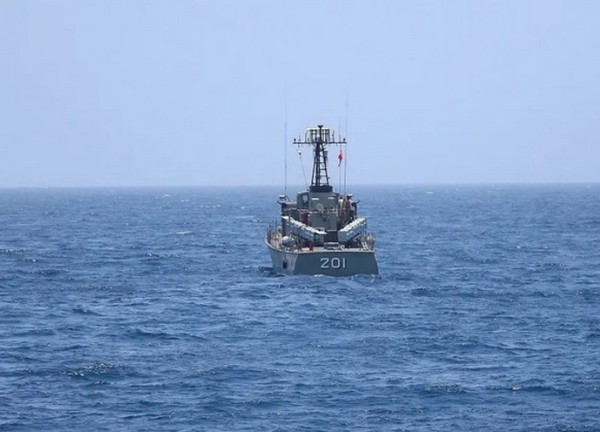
[320,257,347,269]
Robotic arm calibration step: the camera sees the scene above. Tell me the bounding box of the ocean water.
[1,185,599,431]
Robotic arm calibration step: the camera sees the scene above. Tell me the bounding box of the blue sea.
[1,185,599,431]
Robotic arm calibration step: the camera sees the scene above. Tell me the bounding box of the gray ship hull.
[266,238,378,276]
[266,124,379,276]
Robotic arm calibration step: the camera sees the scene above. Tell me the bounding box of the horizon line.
[1,181,599,191]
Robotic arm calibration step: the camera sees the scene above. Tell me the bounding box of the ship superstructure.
[266,125,378,276]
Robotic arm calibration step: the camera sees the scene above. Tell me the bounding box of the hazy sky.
[1,0,599,187]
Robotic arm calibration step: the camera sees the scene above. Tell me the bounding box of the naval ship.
[266,125,378,276]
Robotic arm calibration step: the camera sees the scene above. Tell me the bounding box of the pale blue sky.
[1,0,599,187]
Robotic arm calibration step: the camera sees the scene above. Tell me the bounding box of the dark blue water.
[1,185,599,431]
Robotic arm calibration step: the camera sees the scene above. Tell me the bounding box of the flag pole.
[338,146,343,192]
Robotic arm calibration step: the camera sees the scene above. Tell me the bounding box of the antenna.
[344,90,349,194]
[284,86,288,197]
[337,116,342,192]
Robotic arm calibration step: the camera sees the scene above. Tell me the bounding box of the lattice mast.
[294,125,345,193]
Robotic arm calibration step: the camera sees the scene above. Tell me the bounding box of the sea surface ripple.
[1,185,599,431]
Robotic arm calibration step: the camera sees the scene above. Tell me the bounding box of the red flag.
[338,149,343,166]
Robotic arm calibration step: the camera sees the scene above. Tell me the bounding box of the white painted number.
[320,257,347,269]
